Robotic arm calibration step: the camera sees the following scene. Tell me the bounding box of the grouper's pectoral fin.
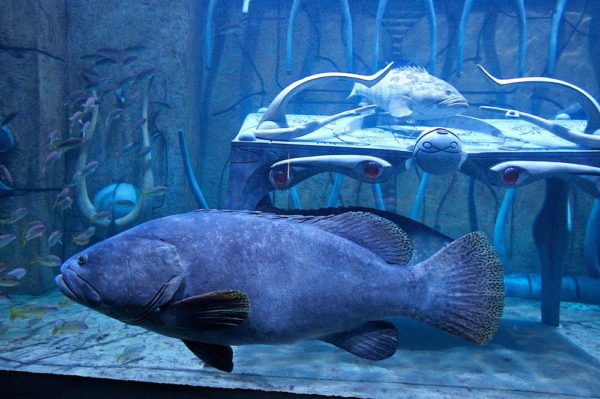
[182,340,234,372]
[389,96,413,119]
[321,321,398,360]
[169,290,250,330]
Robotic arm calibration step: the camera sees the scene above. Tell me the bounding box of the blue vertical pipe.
[327,173,345,207]
[493,188,516,273]
[424,0,437,74]
[373,0,389,71]
[566,190,573,233]
[467,177,479,231]
[456,0,474,77]
[340,0,354,72]
[205,0,217,69]
[178,130,209,209]
[289,187,302,209]
[547,0,568,76]
[286,0,302,73]
[372,183,385,210]
[410,172,430,220]
[584,199,600,278]
[515,0,527,76]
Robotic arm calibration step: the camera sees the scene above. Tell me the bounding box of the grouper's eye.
[77,255,87,266]
[445,89,452,95]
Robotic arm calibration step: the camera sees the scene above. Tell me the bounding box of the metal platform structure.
[225,113,597,326]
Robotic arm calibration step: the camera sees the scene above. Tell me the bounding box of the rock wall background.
[0,0,598,293]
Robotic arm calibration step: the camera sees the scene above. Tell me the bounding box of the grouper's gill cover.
[56,236,184,326]
[56,209,504,373]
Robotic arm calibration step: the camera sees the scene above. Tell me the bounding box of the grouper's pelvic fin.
[321,320,398,360]
[182,340,233,372]
[413,231,504,345]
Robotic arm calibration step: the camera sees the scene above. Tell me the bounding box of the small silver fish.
[23,223,46,244]
[10,304,58,321]
[42,151,61,175]
[0,233,16,249]
[0,163,13,186]
[116,344,146,363]
[0,207,28,225]
[349,66,469,120]
[54,188,71,206]
[4,267,27,280]
[69,110,83,124]
[57,196,74,211]
[47,129,60,147]
[83,96,96,112]
[48,231,63,248]
[122,141,140,155]
[0,279,19,287]
[32,255,62,267]
[73,227,95,246]
[143,186,168,196]
[52,319,89,335]
[93,211,112,221]
[72,161,99,181]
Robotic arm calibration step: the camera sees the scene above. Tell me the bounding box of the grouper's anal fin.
[169,290,250,330]
[282,212,414,265]
[182,340,234,372]
[321,321,398,360]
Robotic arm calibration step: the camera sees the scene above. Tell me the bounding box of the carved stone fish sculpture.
[56,210,503,372]
[349,66,469,120]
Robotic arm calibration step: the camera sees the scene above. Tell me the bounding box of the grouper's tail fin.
[347,83,362,99]
[414,231,504,345]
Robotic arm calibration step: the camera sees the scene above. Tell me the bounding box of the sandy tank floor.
[0,291,599,399]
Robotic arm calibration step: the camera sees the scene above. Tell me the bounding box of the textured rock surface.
[0,0,67,294]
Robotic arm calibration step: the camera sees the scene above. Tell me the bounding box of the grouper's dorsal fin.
[394,65,428,74]
[193,209,413,265]
[285,211,414,265]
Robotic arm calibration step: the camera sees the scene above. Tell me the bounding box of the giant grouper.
[55,209,504,372]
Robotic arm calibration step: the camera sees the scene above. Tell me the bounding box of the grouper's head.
[55,235,183,326]
[410,76,469,120]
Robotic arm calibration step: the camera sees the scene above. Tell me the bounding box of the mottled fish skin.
[350,67,468,120]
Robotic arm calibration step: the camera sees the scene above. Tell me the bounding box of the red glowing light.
[272,167,289,188]
[362,161,381,180]
[502,167,519,186]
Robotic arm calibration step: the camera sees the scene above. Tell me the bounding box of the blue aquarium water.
[1,1,600,398]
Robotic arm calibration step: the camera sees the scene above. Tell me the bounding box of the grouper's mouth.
[440,96,469,108]
[55,268,101,306]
